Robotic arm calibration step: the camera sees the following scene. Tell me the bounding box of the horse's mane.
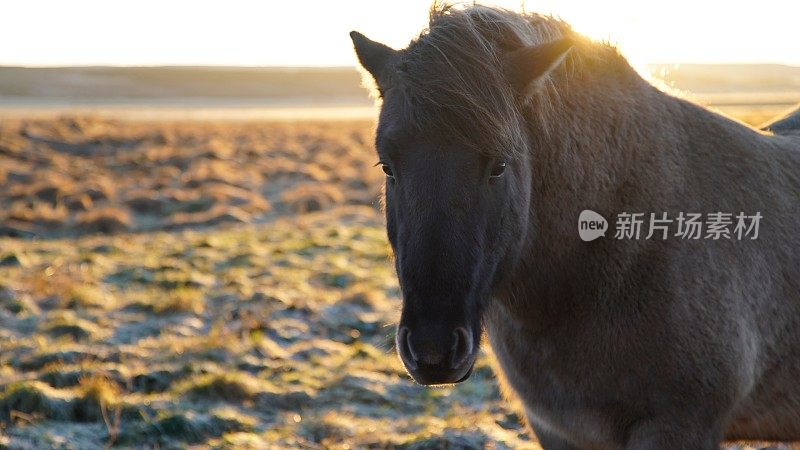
[387,3,632,158]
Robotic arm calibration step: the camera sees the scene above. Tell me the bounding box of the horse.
[351,4,800,449]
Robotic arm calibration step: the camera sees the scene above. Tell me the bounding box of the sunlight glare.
[0,0,797,67]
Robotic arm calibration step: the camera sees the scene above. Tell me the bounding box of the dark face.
[378,92,532,385]
[350,22,573,386]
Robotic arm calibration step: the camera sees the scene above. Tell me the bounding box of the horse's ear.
[350,31,398,94]
[504,38,573,95]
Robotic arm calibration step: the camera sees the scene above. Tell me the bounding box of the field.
[0,117,532,449]
[0,110,796,449]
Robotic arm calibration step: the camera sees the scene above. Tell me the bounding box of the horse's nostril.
[450,327,473,369]
[398,326,418,370]
[405,330,418,362]
[399,325,474,374]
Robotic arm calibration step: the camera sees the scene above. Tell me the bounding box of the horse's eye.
[490,161,507,178]
[381,164,394,178]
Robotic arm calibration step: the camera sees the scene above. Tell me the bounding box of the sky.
[1,0,798,68]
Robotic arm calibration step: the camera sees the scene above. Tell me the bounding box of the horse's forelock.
[387,4,569,159]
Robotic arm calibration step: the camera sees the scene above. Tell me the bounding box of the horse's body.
[486,90,800,449]
[486,96,800,448]
[352,5,800,448]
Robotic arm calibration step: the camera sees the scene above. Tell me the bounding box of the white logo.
[578,210,762,241]
[578,210,608,241]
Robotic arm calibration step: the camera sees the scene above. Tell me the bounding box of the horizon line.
[0,62,799,70]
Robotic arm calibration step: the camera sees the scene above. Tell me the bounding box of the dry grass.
[6,201,69,230]
[0,117,379,238]
[175,372,263,402]
[280,182,347,213]
[134,287,205,315]
[42,313,101,341]
[74,207,132,234]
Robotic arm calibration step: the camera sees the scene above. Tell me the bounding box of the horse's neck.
[511,65,760,313]
[532,67,766,221]
[528,69,679,242]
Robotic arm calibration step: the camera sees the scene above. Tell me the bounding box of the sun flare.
[0,0,797,67]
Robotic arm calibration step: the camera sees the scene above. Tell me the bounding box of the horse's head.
[351,8,571,385]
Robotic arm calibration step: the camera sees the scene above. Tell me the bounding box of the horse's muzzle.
[396,326,477,385]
